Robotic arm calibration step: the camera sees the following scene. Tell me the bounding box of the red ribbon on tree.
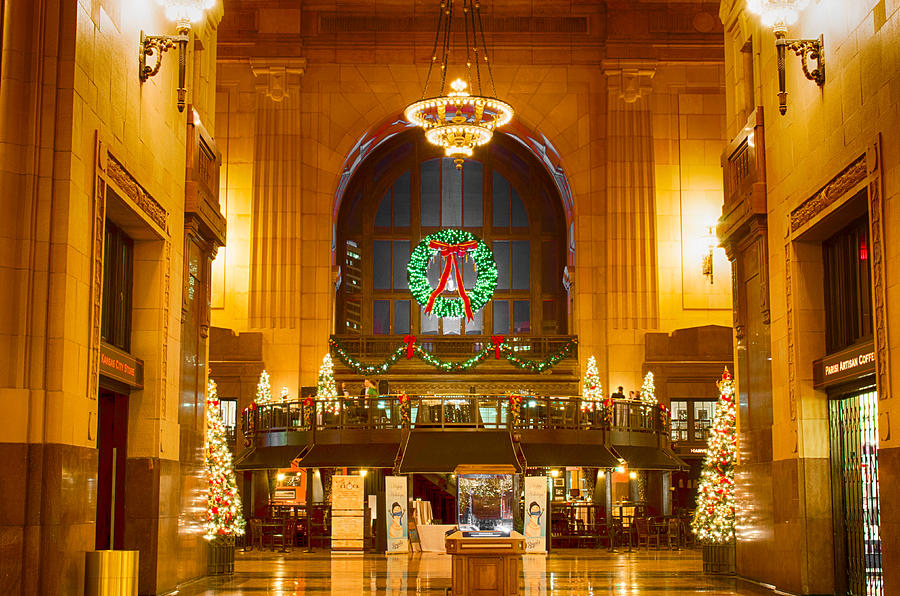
[424,239,479,321]
[403,335,417,359]
[491,335,504,359]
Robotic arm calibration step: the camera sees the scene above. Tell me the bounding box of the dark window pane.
[394,301,410,334]
[492,171,510,227]
[421,308,438,335]
[373,300,390,334]
[421,160,440,226]
[542,299,557,334]
[511,187,528,227]
[461,257,476,290]
[542,240,559,290]
[375,190,391,227]
[344,298,361,334]
[465,308,483,335]
[394,171,411,227]
[101,218,134,351]
[511,241,530,290]
[463,161,483,227]
[493,301,509,335]
[513,300,530,334]
[441,158,462,227]
[494,240,510,290]
[426,253,442,289]
[373,240,391,290]
[393,240,409,289]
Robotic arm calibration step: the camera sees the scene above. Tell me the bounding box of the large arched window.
[336,132,567,337]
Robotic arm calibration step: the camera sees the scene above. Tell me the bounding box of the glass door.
[828,387,883,596]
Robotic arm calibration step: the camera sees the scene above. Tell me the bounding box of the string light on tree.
[692,367,737,544]
[317,353,339,414]
[640,371,657,414]
[255,370,271,405]
[204,376,245,540]
[582,356,603,411]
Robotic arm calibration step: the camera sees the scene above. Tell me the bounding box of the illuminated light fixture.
[746,0,824,116]
[550,469,560,478]
[359,469,368,477]
[404,0,514,170]
[702,225,717,284]
[629,471,638,480]
[276,473,286,482]
[139,0,215,112]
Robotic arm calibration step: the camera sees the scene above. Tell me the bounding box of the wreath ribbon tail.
[424,255,455,316]
[452,256,474,321]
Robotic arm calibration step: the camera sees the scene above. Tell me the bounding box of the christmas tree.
[255,370,271,405]
[205,376,246,540]
[640,371,656,413]
[582,356,603,404]
[692,367,737,544]
[317,353,339,414]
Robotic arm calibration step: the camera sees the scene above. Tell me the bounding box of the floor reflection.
[177,549,774,595]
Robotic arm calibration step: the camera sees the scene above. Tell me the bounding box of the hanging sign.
[523,476,548,553]
[99,342,144,389]
[385,476,409,553]
[813,339,876,389]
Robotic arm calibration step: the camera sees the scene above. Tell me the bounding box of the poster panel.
[332,475,364,510]
[385,476,409,553]
[523,476,548,553]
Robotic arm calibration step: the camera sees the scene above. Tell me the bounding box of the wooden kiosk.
[445,465,525,596]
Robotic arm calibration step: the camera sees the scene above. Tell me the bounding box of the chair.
[667,518,682,549]
[272,517,297,552]
[635,518,660,549]
[596,523,614,551]
[245,518,262,551]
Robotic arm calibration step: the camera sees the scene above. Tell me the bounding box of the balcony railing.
[241,395,670,442]
[330,334,578,361]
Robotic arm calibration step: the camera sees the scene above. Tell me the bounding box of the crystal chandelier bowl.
[405,79,514,164]
[747,0,809,29]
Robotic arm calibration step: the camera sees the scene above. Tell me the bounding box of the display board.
[331,475,365,551]
[523,476,548,553]
[385,476,409,553]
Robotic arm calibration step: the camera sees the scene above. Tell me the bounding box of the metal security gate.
[828,388,883,596]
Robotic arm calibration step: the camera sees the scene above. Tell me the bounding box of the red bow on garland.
[491,335,504,359]
[425,239,479,321]
[403,335,416,359]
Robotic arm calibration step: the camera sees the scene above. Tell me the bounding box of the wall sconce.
[702,225,716,284]
[139,0,215,112]
[747,0,824,116]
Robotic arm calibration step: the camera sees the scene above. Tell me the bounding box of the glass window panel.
[670,400,689,442]
[420,309,438,335]
[693,401,715,441]
[511,187,528,227]
[492,171,510,227]
[542,300,557,334]
[373,240,391,290]
[542,240,559,290]
[442,316,462,335]
[494,240,510,290]
[493,301,509,335]
[375,190,391,227]
[373,300,390,334]
[465,308,483,335]
[463,161,483,227]
[426,252,442,289]
[461,256,476,289]
[393,240,409,290]
[513,300,530,334]
[511,241,530,290]
[394,301,410,335]
[441,158,462,227]
[393,171,411,227]
[421,160,441,226]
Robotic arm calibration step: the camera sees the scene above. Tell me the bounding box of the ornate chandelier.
[404,0,513,169]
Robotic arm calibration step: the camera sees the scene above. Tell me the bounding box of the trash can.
[84,550,139,596]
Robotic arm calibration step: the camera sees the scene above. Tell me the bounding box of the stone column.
[248,59,307,329]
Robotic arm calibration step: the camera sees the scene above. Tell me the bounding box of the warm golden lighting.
[359,469,368,477]
[746,0,808,29]
[550,469,560,478]
[629,471,638,480]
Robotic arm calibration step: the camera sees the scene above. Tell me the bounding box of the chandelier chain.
[463,1,473,92]
[467,0,484,95]
[438,0,454,95]
[421,0,447,100]
[474,1,497,97]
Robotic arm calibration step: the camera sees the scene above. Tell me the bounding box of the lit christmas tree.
[205,376,246,540]
[255,370,271,405]
[640,371,657,412]
[582,355,603,405]
[317,353,339,413]
[692,367,737,544]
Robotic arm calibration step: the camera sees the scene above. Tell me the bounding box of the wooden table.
[445,530,525,596]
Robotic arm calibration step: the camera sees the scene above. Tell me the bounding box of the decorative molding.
[105,153,170,234]
[88,139,108,408]
[785,242,797,427]
[604,64,657,103]
[867,137,891,409]
[789,156,867,233]
[251,58,307,102]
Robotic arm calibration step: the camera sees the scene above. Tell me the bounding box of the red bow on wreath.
[425,239,479,321]
[491,335,504,360]
[403,335,417,359]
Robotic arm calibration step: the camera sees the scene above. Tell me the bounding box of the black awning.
[234,445,306,470]
[521,442,620,468]
[612,445,688,470]
[398,431,522,473]
[295,443,400,469]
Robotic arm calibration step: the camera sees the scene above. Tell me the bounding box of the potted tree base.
[701,540,736,574]
[207,535,236,575]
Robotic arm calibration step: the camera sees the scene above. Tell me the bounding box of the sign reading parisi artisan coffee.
[813,339,876,389]
[99,342,144,389]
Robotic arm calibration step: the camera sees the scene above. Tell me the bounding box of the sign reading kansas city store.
[99,342,144,389]
[813,339,875,389]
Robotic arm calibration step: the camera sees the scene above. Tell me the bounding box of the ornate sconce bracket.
[139,30,190,111]
[775,33,825,115]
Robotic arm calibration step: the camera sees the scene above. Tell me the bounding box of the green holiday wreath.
[407,229,498,320]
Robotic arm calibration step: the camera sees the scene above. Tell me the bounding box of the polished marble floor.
[175,549,774,595]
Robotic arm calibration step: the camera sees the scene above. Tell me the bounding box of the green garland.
[407,229,498,319]
[329,337,577,376]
